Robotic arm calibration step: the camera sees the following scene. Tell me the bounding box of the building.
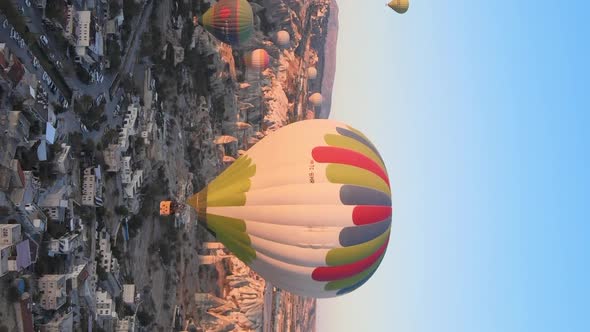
[122,284,135,305]
[115,316,136,332]
[54,144,72,174]
[69,263,89,290]
[74,11,91,49]
[98,230,118,273]
[38,274,67,310]
[0,244,10,277]
[96,289,117,318]
[123,170,143,199]
[41,311,73,332]
[7,238,37,272]
[48,233,81,255]
[0,224,22,245]
[38,187,68,223]
[81,168,96,206]
[118,104,139,152]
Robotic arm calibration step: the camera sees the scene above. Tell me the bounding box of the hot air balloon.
[196,0,254,47]
[387,0,409,14]
[245,49,270,70]
[308,93,323,107]
[187,119,392,298]
[276,30,290,47]
[307,67,318,80]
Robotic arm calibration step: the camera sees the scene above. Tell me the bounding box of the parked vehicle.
[39,35,49,46]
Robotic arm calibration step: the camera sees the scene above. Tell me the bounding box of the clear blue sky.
[318,1,589,331]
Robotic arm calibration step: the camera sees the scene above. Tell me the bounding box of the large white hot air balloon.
[187,120,392,298]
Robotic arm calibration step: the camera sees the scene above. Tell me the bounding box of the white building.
[98,230,118,273]
[74,11,91,49]
[123,170,143,199]
[0,224,22,245]
[82,167,96,206]
[69,263,88,289]
[96,289,117,318]
[0,244,10,277]
[122,284,135,305]
[118,104,139,152]
[48,233,81,255]
[54,144,72,174]
[39,274,67,310]
[38,187,68,223]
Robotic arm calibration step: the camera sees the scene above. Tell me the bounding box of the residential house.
[96,289,117,319]
[118,103,139,152]
[38,274,67,310]
[69,263,89,290]
[38,186,68,223]
[123,170,142,198]
[0,224,22,245]
[81,168,96,206]
[54,144,73,174]
[8,238,38,273]
[98,230,118,273]
[48,233,81,256]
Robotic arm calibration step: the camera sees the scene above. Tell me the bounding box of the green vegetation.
[115,205,129,216]
[75,95,105,128]
[7,285,20,303]
[107,40,122,71]
[45,0,66,24]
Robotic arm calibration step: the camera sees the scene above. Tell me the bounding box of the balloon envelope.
[308,93,323,107]
[245,49,270,70]
[307,67,318,80]
[276,30,290,47]
[387,0,409,14]
[187,119,392,298]
[198,0,254,46]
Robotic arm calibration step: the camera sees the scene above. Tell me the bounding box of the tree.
[107,40,122,71]
[75,95,94,116]
[7,285,20,303]
[115,205,129,216]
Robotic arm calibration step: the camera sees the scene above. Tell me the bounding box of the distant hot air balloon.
[245,49,270,70]
[308,93,323,107]
[196,0,254,47]
[307,67,318,80]
[187,119,392,298]
[387,0,409,14]
[276,30,290,47]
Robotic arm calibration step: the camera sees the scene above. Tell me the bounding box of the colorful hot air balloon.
[387,0,409,14]
[187,119,392,298]
[245,49,271,70]
[197,0,254,47]
[307,67,318,80]
[276,30,290,47]
[308,93,323,107]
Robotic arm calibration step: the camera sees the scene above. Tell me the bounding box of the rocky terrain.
[115,0,338,330]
